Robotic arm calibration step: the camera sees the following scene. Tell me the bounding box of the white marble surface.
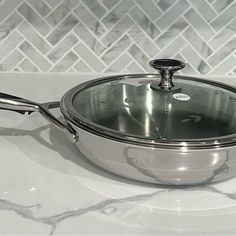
[1,73,236,235]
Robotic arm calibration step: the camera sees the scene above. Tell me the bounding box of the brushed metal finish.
[72,122,236,185]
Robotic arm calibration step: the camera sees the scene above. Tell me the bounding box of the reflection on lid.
[72,76,236,142]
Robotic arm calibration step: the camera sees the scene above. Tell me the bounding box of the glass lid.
[61,59,236,148]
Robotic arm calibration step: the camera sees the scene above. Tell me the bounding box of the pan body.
[59,74,236,186]
[68,121,236,185]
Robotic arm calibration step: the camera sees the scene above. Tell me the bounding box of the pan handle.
[0,92,78,143]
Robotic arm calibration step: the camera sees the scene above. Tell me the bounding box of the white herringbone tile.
[0,0,234,75]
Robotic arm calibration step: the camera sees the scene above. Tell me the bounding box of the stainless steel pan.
[1,59,236,186]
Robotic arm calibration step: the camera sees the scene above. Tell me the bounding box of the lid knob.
[149,59,185,91]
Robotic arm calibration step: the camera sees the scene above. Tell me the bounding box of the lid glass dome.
[61,60,236,148]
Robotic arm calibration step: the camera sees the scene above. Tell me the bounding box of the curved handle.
[0,92,39,114]
[0,92,78,143]
[149,59,185,91]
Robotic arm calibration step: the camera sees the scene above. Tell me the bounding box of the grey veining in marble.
[105,53,133,73]
[101,0,118,10]
[26,0,51,17]
[18,2,51,36]
[156,17,188,48]
[207,37,236,67]
[1,184,236,235]
[0,12,23,41]
[188,0,216,22]
[181,45,211,74]
[74,22,106,55]
[47,32,78,63]
[19,41,51,71]
[0,191,160,235]
[129,6,160,40]
[128,25,159,58]
[81,0,106,19]
[157,0,175,12]
[209,18,236,50]
[0,31,23,61]
[0,0,234,75]
[135,0,162,21]
[210,1,236,32]
[46,0,79,27]
[129,44,152,72]
[102,35,132,65]
[74,59,93,72]
[0,49,23,71]
[184,8,214,41]
[156,0,190,31]
[74,42,105,72]
[46,13,79,45]
[74,3,106,37]
[183,26,213,59]
[18,21,52,54]
[102,0,134,29]
[212,0,234,12]
[19,58,39,72]
[50,50,78,72]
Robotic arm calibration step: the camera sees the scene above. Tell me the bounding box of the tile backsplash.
[0,0,235,75]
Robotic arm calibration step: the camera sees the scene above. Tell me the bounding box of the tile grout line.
[183,41,213,70]
[99,0,122,23]
[98,16,135,58]
[128,23,161,52]
[208,0,236,24]
[72,47,96,73]
[205,33,236,63]
[72,18,106,49]
[43,1,81,35]
[210,54,236,75]
[16,29,53,71]
[17,1,52,31]
[181,18,215,53]
[48,48,79,72]
[45,32,80,60]
[0,0,25,24]
[0,48,25,71]
[104,50,132,73]
[16,53,42,72]
[45,12,80,50]
[154,17,189,51]
[187,0,218,26]
[74,40,107,69]
[206,17,236,45]
[179,50,202,75]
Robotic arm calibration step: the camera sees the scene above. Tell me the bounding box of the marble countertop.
[1,73,236,235]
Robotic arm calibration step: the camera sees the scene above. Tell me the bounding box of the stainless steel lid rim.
[66,119,236,150]
[61,73,236,150]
